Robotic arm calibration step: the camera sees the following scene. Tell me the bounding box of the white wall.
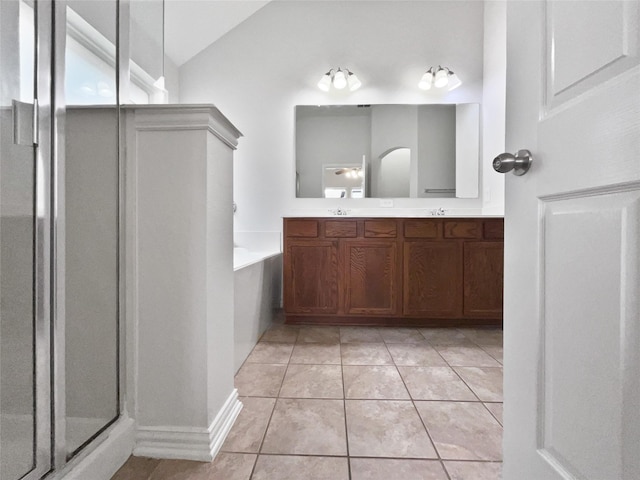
[179,1,492,232]
[482,1,507,213]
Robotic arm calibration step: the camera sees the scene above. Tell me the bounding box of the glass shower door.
[0,1,51,479]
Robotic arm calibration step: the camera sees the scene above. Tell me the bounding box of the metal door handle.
[493,149,532,176]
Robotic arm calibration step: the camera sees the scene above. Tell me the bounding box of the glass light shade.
[317,73,332,91]
[333,69,347,89]
[347,72,362,91]
[418,71,433,90]
[434,67,449,88]
[448,72,462,90]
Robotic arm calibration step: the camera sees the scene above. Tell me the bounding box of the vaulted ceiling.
[165,0,271,66]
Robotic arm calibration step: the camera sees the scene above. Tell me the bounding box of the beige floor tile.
[220,397,276,453]
[415,401,503,461]
[261,399,347,455]
[234,364,286,397]
[279,364,343,398]
[289,343,341,364]
[459,328,503,347]
[340,326,384,343]
[259,325,299,343]
[434,345,501,367]
[245,342,294,364]
[484,403,503,426]
[481,346,504,364]
[387,344,448,367]
[398,366,477,401]
[418,328,471,346]
[379,327,426,344]
[147,454,256,480]
[454,367,503,402]
[297,326,340,343]
[444,460,502,480]
[343,365,409,399]
[252,455,349,480]
[350,458,448,480]
[345,400,437,458]
[341,343,394,365]
[111,456,160,480]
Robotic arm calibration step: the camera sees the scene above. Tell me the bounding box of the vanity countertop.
[283,209,504,219]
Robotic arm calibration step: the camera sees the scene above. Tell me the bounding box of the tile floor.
[112,322,503,480]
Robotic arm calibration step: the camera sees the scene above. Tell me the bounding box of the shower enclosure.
[1,1,122,478]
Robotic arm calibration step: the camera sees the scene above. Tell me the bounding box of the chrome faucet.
[329,208,350,216]
[431,207,446,216]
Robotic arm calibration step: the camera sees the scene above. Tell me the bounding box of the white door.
[503,1,640,479]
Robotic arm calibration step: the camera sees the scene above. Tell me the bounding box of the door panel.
[539,190,639,479]
[504,1,640,478]
[403,241,462,317]
[0,1,52,479]
[463,242,503,318]
[284,240,339,314]
[344,240,397,315]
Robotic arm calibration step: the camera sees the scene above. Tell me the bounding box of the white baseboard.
[56,416,135,480]
[134,389,242,462]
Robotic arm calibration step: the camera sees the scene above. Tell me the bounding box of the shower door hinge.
[12,99,38,146]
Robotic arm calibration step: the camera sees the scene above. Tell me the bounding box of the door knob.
[492,149,532,176]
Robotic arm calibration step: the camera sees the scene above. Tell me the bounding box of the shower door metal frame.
[50,0,125,471]
[32,0,54,478]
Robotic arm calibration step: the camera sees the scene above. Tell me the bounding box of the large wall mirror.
[295,104,480,199]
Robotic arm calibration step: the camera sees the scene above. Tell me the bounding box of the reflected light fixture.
[318,68,361,92]
[418,66,462,91]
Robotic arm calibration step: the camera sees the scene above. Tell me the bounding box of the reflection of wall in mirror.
[296,107,371,198]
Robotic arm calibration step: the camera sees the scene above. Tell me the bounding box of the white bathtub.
[233,247,282,372]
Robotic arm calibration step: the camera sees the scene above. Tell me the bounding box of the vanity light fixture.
[418,66,462,91]
[317,68,361,92]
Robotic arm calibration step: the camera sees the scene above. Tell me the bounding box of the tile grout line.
[339,329,353,480]
[439,332,505,425]
[385,332,445,470]
[247,331,297,479]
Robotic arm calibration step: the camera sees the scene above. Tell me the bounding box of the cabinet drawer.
[285,219,318,238]
[325,220,357,238]
[483,221,504,239]
[404,220,440,238]
[444,221,480,239]
[364,219,397,238]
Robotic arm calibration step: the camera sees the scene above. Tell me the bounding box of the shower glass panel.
[64,0,120,458]
[0,1,39,479]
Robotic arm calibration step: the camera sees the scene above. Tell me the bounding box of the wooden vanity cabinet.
[283,217,503,326]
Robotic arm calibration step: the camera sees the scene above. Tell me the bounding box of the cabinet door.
[403,241,463,317]
[284,240,339,314]
[344,240,398,315]
[463,241,504,318]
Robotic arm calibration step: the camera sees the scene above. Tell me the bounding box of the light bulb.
[434,67,449,88]
[333,69,347,89]
[318,72,332,91]
[358,170,364,178]
[418,70,433,90]
[447,72,462,90]
[347,72,361,91]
